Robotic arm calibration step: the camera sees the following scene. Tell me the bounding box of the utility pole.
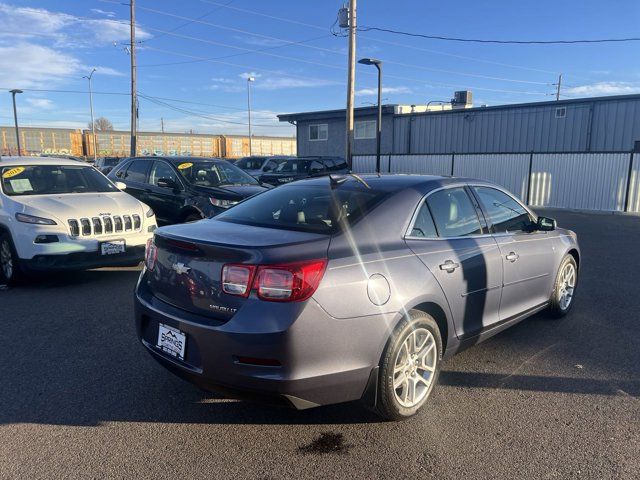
[130,0,138,157]
[555,73,562,101]
[344,0,356,169]
[83,68,97,161]
[9,89,22,156]
[247,76,255,155]
[161,117,164,133]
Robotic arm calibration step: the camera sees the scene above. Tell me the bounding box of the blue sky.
[0,0,639,136]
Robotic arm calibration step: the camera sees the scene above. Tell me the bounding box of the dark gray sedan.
[135,174,579,420]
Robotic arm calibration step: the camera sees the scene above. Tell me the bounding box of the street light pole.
[9,89,23,156]
[358,58,383,173]
[83,68,97,161]
[247,76,255,156]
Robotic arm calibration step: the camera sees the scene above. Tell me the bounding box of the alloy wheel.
[392,328,437,408]
[558,261,576,310]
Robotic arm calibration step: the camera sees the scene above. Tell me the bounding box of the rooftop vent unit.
[452,90,473,109]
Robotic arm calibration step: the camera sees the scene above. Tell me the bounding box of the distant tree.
[89,117,113,131]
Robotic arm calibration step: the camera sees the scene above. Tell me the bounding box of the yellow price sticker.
[177,162,193,170]
[2,167,25,179]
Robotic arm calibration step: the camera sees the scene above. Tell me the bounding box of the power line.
[138,34,331,67]
[357,26,640,45]
[142,44,548,97]
[137,5,554,86]
[138,93,291,128]
[188,0,589,79]
[140,0,235,44]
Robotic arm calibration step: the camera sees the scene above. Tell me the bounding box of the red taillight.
[145,238,158,271]
[256,259,327,302]
[221,264,256,297]
[221,259,327,302]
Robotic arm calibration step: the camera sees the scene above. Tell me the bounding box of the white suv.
[0,156,157,284]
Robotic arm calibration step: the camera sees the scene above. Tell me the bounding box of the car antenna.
[329,173,371,189]
[349,173,371,189]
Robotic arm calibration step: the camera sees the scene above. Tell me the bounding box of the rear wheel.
[548,254,578,318]
[376,310,442,421]
[0,231,21,286]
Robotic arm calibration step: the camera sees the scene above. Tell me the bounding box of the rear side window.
[409,203,438,238]
[124,160,149,183]
[427,187,482,237]
[217,185,386,234]
[473,186,533,233]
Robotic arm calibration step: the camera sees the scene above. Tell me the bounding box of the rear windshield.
[1,165,118,196]
[174,160,259,187]
[216,184,386,234]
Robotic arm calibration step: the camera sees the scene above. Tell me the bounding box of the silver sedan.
[134,174,580,420]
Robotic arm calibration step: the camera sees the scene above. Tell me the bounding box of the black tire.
[183,212,204,223]
[375,310,442,421]
[548,254,578,318]
[0,231,22,286]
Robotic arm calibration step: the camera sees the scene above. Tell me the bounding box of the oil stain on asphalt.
[298,432,351,455]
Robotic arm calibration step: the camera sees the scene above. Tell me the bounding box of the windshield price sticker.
[2,167,25,179]
[177,163,193,170]
[9,179,33,193]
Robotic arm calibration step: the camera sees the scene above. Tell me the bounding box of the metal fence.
[353,152,640,213]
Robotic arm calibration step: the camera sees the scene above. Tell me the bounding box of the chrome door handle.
[505,252,519,262]
[439,260,460,273]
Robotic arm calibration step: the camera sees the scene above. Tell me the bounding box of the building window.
[309,124,328,141]
[555,107,567,119]
[354,120,377,139]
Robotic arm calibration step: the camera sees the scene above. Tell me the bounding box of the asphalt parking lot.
[0,209,638,479]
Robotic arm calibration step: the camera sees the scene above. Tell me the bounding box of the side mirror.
[114,181,127,190]
[157,178,178,190]
[263,165,273,172]
[537,216,556,231]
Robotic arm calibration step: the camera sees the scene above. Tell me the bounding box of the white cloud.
[0,42,81,88]
[235,36,285,48]
[92,66,125,77]
[356,86,412,96]
[25,98,54,109]
[0,3,136,88]
[91,8,115,18]
[565,82,640,97]
[0,3,151,46]
[209,72,337,92]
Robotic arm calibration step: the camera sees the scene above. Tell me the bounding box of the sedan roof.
[0,156,90,167]
[290,173,488,193]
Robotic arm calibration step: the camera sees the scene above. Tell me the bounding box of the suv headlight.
[146,208,155,218]
[210,198,238,209]
[15,213,57,225]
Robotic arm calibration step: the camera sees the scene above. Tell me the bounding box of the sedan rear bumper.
[134,279,392,409]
